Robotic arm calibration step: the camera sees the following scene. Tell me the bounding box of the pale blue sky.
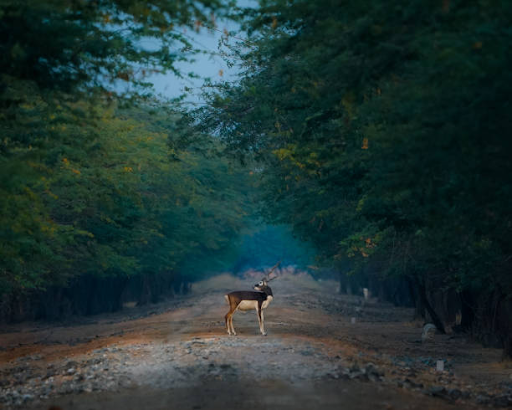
[148,1,257,105]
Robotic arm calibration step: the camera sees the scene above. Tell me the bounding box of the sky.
[147,1,257,105]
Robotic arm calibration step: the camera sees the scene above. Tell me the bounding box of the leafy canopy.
[197,0,512,296]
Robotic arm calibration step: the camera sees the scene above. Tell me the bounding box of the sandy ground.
[0,274,511,410]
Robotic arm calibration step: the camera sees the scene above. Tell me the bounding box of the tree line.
[194,0,512,356]
[1,0,511,358]
[0,0,250,320]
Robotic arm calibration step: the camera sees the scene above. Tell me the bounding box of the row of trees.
[2,0,511,358]
[0,0,252,320]
[1,102,251,302]
[196,0,512,355]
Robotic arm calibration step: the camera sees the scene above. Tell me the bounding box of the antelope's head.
[254,261,280,295]
[254,277,276,296]
[254,279,268,291]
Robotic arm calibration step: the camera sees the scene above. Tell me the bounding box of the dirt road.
[1,274,511,409]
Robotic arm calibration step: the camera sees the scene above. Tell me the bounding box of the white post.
[363,288,369,300]
[436,360,444,372]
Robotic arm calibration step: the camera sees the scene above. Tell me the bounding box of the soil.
[0,274,511,410]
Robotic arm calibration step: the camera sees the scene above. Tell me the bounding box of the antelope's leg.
[256,307,267,336]
[225,312,232,335]
[229,313,237,336]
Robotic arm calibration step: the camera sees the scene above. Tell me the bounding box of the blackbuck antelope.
[224,262,280,336]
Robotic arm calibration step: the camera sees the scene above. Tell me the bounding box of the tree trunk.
[407,277,424,320]
[418,281,446,334]
[502,337,512,360]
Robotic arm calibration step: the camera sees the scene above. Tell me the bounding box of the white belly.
[237,300,258,311]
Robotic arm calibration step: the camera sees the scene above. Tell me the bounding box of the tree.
[0,0,256,318]
[197,0,512,353]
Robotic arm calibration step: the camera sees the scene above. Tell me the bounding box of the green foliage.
[197,0,512,296]
[0,0,230,98]
[0,0,252,297]
[0,103,252,294]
